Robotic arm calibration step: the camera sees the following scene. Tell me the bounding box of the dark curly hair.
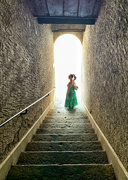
[68,74,77,80]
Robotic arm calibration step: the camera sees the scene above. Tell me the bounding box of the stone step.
[46,115,87,118]
[36,128,94,134]
[47,109,83,112]
[46,115,86,118]
[32,133,98,142]
[49,108,82,112]
[45,115,88,119]
[40,123,92,129]
[17,151,108,165]
[48,111,84,114]
[6,165,116,180]
[6,104,117,180]
[46,110,86,115]
[26,141,102,151]
[43,117,90,123]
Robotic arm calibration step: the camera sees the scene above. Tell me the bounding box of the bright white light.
[54,34,82,103]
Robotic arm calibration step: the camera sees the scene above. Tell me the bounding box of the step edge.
[20,150,106,153]
[37,128,93,130]
[42,122,90,124]
[33,133,96,135]
[27,141,101,144]
[12,163,112,167]
[31,140,98,142]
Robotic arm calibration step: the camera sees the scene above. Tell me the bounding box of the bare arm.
[66,83,70,97]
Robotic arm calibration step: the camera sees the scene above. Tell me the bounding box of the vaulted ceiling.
[30,0,101,24]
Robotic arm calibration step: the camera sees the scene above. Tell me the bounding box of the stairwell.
[6,101,116,180]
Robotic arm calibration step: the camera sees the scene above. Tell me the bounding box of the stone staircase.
[6,103,116,180]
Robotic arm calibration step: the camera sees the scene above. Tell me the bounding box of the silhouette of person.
[65,74,78,109]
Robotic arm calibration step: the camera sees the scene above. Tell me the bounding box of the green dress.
[65,85,78,109]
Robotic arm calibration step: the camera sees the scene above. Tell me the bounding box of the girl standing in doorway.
[65,74,78,109]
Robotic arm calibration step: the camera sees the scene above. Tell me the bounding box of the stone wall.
[0,0,55,163]
[81,0,128,171]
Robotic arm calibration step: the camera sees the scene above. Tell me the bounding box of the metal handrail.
[0,88,55,128]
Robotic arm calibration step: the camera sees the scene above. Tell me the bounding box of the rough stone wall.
[81,0,128,171]
[0,1,55,163]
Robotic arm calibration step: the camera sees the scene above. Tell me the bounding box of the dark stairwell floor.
[6,99,116,180]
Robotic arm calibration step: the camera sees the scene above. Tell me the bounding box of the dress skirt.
[65,85,78,109]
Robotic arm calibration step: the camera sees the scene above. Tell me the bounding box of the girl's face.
[69,75,73,80]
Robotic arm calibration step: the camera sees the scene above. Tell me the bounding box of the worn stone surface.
[6,102,116,179]
[40,122,92,129]
[36,127,94,134]
[44,117,89,123]
[32,134,98,142]
[0,0,55,163]
[18,151,108,165]
[6,165,116,180]
[81,0,128,171]
[26,141,102,151]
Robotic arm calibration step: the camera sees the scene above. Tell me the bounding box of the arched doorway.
[54,34,82,104]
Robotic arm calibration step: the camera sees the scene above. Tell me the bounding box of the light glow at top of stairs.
[54,34,82,103]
